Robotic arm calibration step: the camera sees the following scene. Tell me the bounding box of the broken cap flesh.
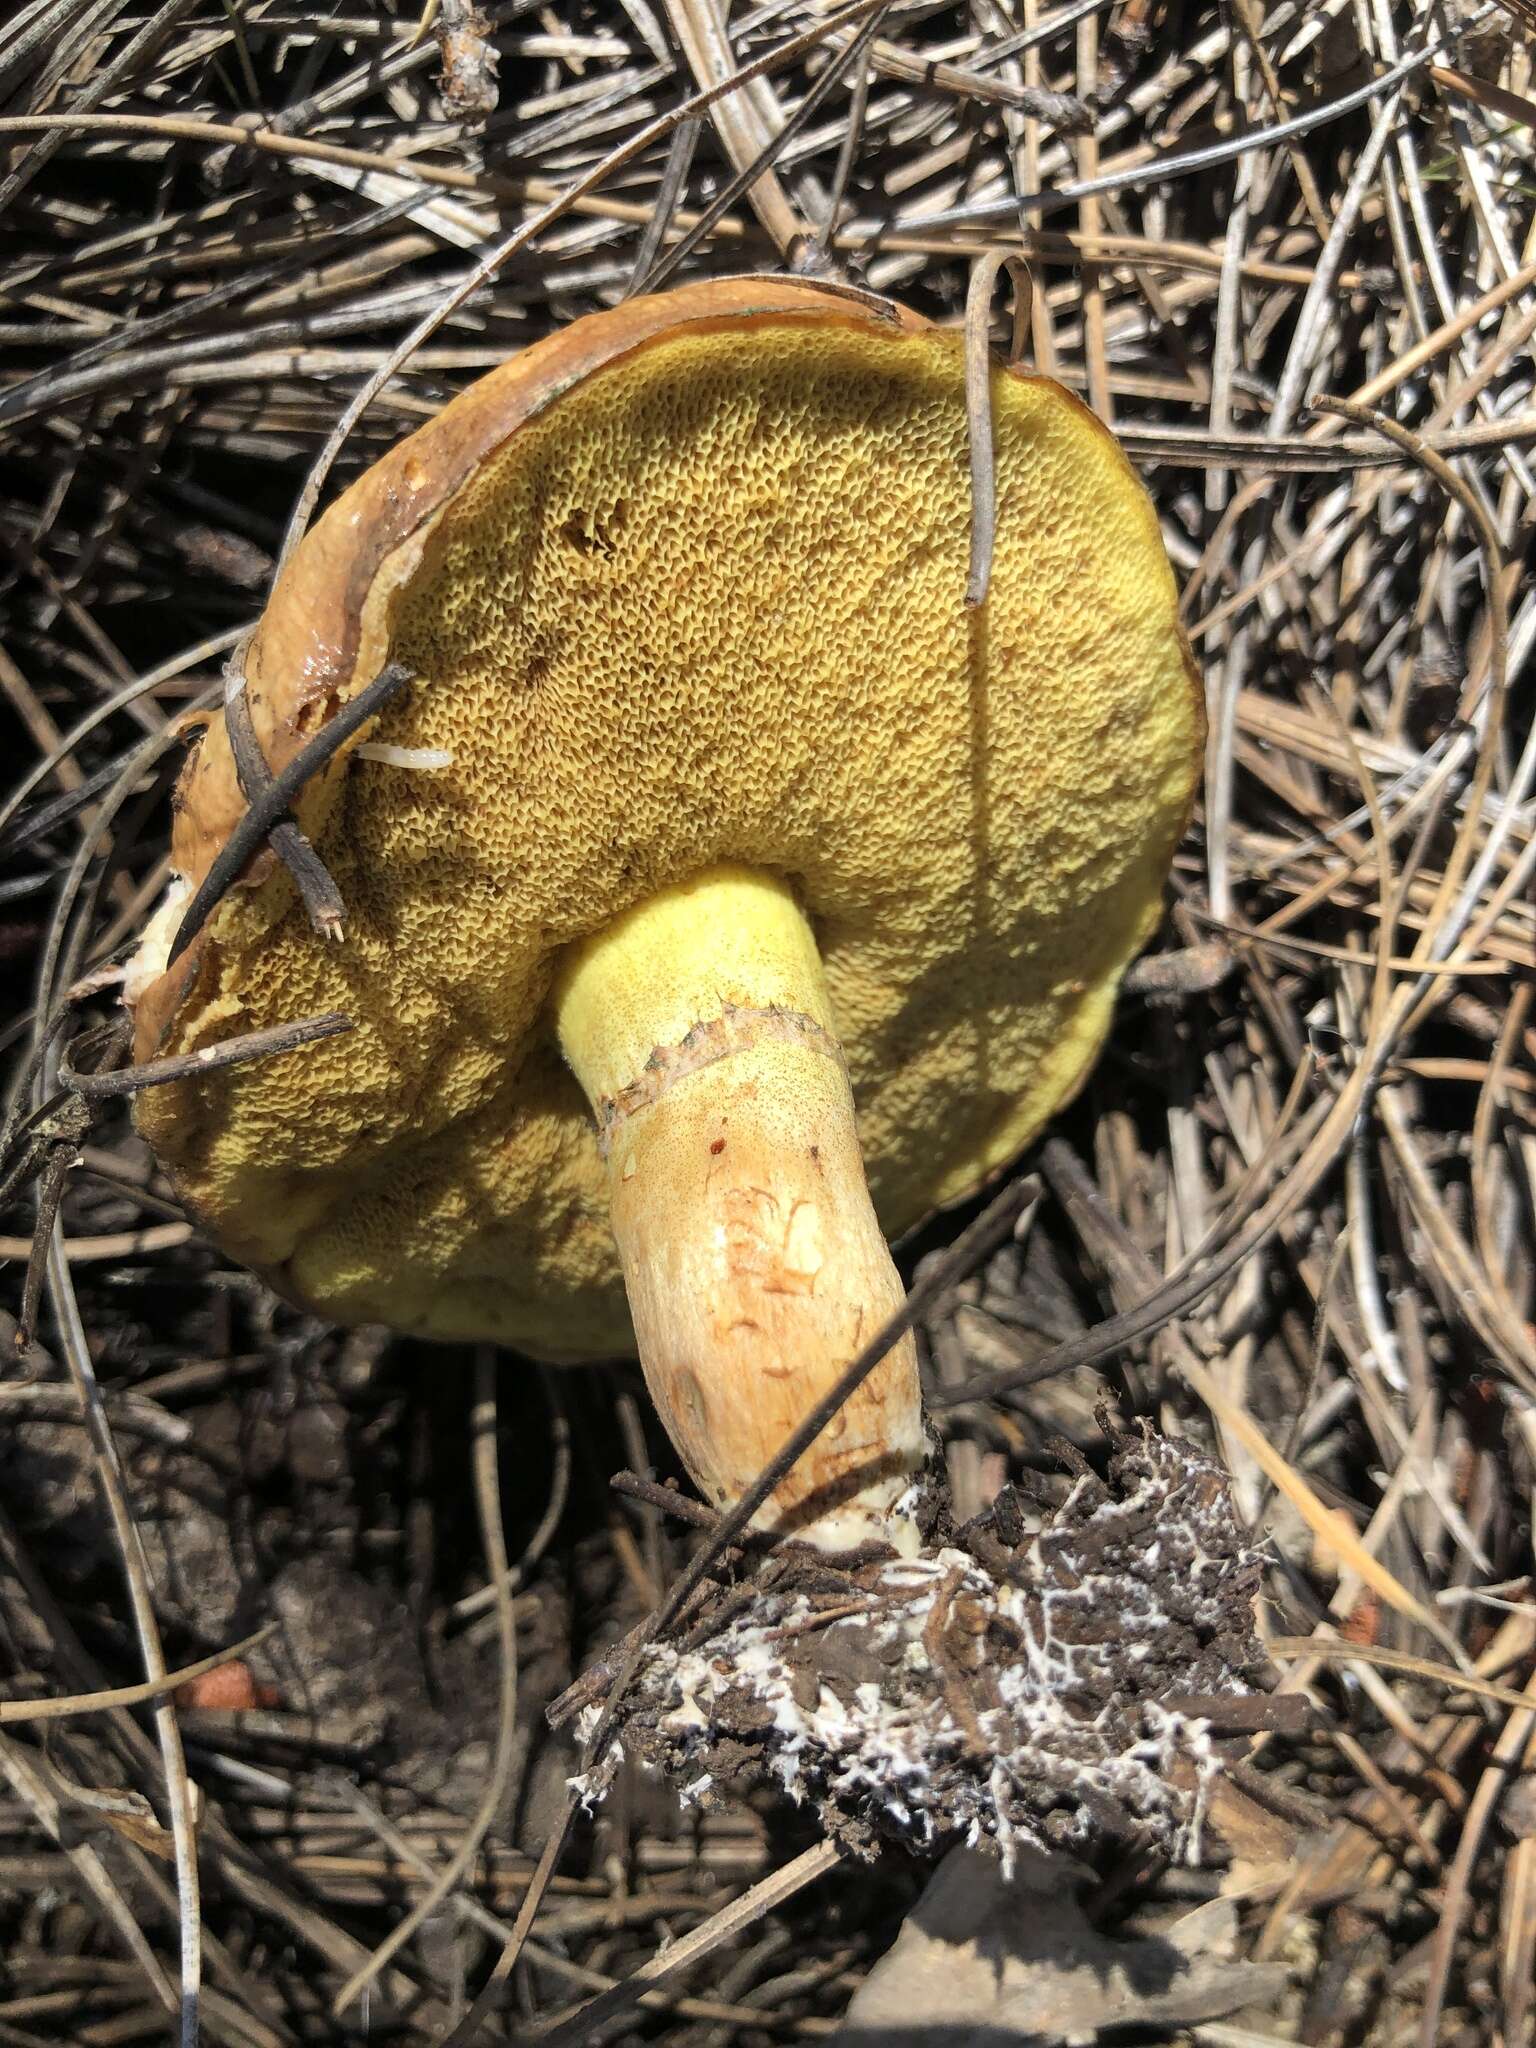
[126,276,1203,1550]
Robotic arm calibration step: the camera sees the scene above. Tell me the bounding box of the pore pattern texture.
[133,287,1201,1352]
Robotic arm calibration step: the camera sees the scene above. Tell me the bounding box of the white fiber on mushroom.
[353,742,455,770]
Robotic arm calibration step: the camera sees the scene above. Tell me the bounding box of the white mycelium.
[569,1433,1261,1867]
[656,1558,1213,1871]
[593,1432,1261,1868]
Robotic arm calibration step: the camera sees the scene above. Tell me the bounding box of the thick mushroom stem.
[556,865,925,1553]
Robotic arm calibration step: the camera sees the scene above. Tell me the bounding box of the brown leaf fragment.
[833,1847,1288,2045]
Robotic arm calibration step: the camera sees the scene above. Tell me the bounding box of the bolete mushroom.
[126,275,1202,1553]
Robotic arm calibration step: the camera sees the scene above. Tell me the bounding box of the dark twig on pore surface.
[225,673,346,941]
[166,660,415,967]
[61,1010,354,1097]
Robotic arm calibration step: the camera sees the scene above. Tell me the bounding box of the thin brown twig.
[60,1011,353,1096]
[0,1626,277,1727]
[224,675,346,941]
[167,661,415,965]
[964,250,1033,607]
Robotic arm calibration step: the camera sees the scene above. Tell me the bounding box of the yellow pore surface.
[136,313,1202,1355]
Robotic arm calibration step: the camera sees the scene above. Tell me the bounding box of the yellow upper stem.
[555,865,925,1550]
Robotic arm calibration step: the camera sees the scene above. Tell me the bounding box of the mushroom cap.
[129,275,1202,1357]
